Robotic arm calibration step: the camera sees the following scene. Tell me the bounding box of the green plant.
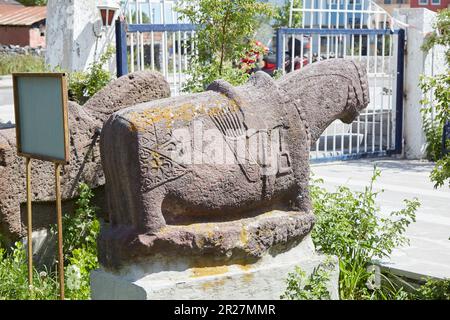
[51,183,100,300]
[310,168,419,299]
[420,8,450,188]
[176,0,274,92]
[68,46,115,104]
[416,278,450,300]
[281,258,335,300]
[0,183,100,300]
[62,183,100,299]
[273,0,302,29]
[54,183,100,263]
[0,54,46,75]
[0,242,58,300]
[17,0,47,6]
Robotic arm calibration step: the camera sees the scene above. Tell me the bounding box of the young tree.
[176,0,274,92]
[420,9,450,188]
[273,0,302,29]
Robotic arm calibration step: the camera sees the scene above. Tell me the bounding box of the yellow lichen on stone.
[237,264,252,272]
[240,226,249,246]
[191,266,229,278]
[242,272,254,284]
[201,278,227,290]
[125,94,243,133]
[150,151,163,169]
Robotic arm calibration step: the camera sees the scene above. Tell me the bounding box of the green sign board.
[13,73,69,163]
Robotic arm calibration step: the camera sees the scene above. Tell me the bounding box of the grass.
[0,54,46,75]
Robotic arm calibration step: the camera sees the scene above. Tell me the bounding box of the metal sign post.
[26,157,33,287]
[55,163,64,299]
[13,73,69,300]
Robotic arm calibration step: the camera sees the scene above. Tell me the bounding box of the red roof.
[0,5,46,26]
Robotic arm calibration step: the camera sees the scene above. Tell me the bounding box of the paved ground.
[0,76,14,124]
[312,159,450,280]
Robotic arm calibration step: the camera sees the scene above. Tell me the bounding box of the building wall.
[46,0,116,72]
[410,0,449,11]
[29,27,45,47]
[374,0,411,16]
[0,26,30,46]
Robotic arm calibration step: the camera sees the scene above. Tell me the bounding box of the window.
[384,0,392,4]
[418,0,428,5]
[431,0,440,4]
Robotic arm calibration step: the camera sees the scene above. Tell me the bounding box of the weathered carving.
[0,71,170,242]
[99,59,369,269]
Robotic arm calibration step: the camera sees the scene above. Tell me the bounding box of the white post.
[45,0,116,73]
[393,8,447,160]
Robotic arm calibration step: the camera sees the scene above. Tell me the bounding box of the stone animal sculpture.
[99,59,369,269]
[0,71,170,242]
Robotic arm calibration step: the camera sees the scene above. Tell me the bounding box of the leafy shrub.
[273,0,302,29]
[420,8,450,188]
[416,278,450,300]
[176,0,274,92]
[17,0,47,5]
[311,168,419,299]
[0,54,46,75]
[0,183,100,300]
[52,183,100,299]
[0,242,58,300]
[68,47,115,105]
[282,168,420,300]
[54,183,99,262]
[281,258,335,300]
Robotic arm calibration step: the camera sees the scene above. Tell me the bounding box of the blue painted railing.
[443,121,450,155]
[115,19,197,77]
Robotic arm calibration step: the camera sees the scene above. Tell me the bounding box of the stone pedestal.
[91,234,339,300]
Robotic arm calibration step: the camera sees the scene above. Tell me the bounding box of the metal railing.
[117,0,196,95]
[276,27,405,161]
[116,0,405,160]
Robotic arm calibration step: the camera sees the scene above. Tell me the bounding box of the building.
[410,0,449,11]
[0,3,47,47]
[374,0,411,16]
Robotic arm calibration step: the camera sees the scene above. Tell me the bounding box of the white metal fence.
[121,0,196,95]
[282,0,401,160]
[118,0,402,160]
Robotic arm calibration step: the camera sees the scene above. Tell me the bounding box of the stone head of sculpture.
[278,59,369,143]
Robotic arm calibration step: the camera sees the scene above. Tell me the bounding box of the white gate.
[279,0,404,161]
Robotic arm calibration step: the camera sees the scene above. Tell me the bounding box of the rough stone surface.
[0,45,45,57]
[91,234,340,300]
[0,71,170,242]
[99,59,369,270]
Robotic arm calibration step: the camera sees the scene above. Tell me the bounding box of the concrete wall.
[45,0,116,72]
[393,8,447,159]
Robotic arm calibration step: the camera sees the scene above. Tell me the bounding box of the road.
[0,76,14,124]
